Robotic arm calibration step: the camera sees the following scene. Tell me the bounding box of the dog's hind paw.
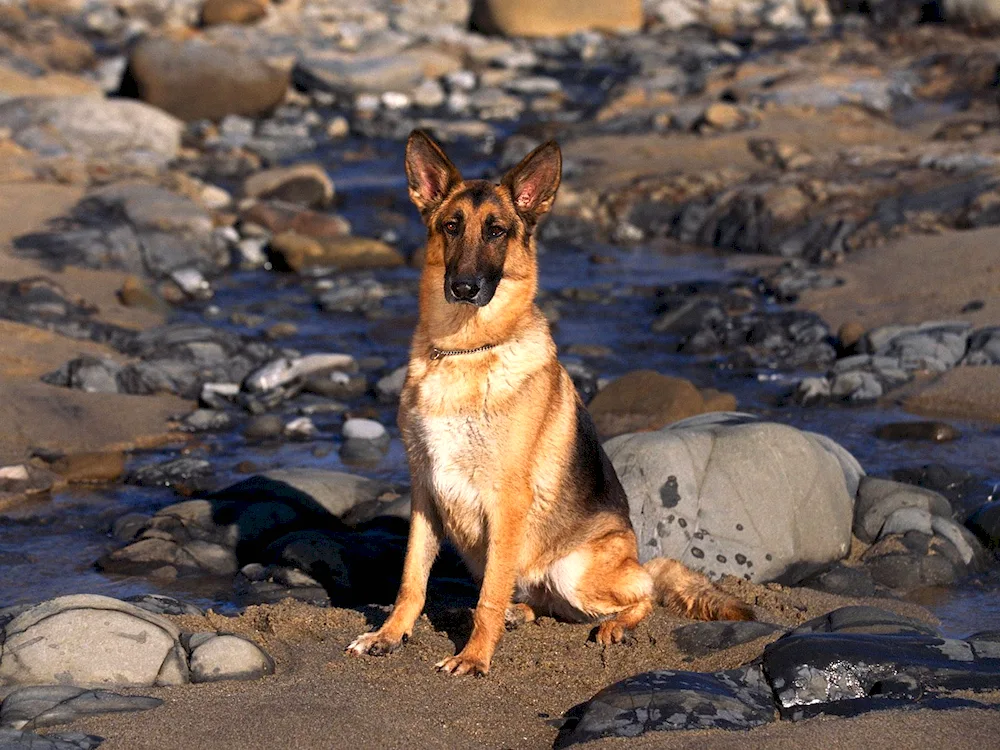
[435,652,490,677]
[346,630,407,657]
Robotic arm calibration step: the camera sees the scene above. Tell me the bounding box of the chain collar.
[429,343,498,361]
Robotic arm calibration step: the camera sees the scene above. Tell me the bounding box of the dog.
[347,130,753,676]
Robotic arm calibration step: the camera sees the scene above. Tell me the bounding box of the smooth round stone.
[188,634,274,684]
[244,414,285,440]
[342,418,387,441]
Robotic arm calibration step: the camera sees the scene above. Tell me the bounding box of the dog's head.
[405,130,561,308]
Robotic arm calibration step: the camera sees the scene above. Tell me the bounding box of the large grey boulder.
[0,96,182,168]
[605,416,859,584]
[0,595,188,688]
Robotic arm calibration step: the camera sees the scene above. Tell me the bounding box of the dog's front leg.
[347,484,441,656]
[436,485,530,677]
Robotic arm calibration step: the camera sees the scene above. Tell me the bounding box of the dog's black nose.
[450,279,480,301]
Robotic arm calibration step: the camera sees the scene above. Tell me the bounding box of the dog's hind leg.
[569,530,656,645]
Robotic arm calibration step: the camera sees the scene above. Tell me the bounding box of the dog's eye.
[487,225,506,239]
[443,220,460,235]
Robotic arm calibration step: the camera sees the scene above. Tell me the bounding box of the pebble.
[244,414,286,441]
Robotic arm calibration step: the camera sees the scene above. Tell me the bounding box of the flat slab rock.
[0,728,103,749]
[557,666,775,747]
[560,609,1000,745]
[0,686,161,730]
[763,632,1000,720]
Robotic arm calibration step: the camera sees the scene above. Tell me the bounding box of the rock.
[0,96,181,168]
[48,451,125,483]
[699,102,748,131]
[176,540,239,575]
[861,532,970,589]
[183,408,232,432]
[294,48,462,96]
[556,666,775,746]
[853,477,953,544]
[268,233,404,272]
[791,606,939,637]
[243,414,285,441]
[342,418,388,442]
[875,421,960,442]
[243,353,354,393]
[0,686,162,730]
[121,36,290,122]
[126,457,214,491]
[673,621,784,657]
[865,321,971,373]
[604,418,858,584]
[800,563,877,598]
[964,327,1000,365]
[838,320,866,350]
[472,0,642,36]
[123,594,203,617]
[376,366,408,402]
[0,595,188,687]
[188,634,274,684]
[587,370,736,439]
[240,201,351,239]
[200,0,267,25]
[942,0,1000,26]
[0,729,103,750]
[241,164,333,208]
[968,500,1000,548]
[763,632,1000,720]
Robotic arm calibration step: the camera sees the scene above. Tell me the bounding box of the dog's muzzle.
[444,274,498,307]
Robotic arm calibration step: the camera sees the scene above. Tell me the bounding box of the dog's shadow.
[353,595,479,654]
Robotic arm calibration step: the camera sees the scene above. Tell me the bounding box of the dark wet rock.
[303,371,367,400]
[586,370,736,439]
[126,458,214,492]
[234,563,330,607]
[853,477,953,544]
[188,634,274,684]
[243,414,285,441]
[760,261,842,302]
[0,728,103,750]
[104,469,396,577]
[968,501,1000,549]
[0,278,134,350]
[653,288,835,370]
[673,621,784,657]
[0,96,181,168]
[865,322,971,373]
[41,357,122,394]
[0,686,161,730]
[964,327,1000,365]
[798,353,913,405]
[791,606,939,637]
[15,184,227,281]
[800,563,877,598]
[763,632,1000,720]
[556,666,775,747]
[123,594,204,617]
[891,463,988,516]
[0,595,188,687]
[316,278,390,314]
[121,36,290,122]
[875,421,960,443]
[861,532,972,590]
[605,417,860,584]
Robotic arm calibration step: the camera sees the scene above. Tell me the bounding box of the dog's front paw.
[435,651,490,677]
[346,630,407,657]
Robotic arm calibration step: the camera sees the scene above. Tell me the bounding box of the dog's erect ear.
[405,130,462,217]
[501,140,562,225]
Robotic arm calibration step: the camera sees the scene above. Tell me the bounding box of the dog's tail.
[644,557,755,621]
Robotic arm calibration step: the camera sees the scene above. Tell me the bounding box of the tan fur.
[347,132,753,676]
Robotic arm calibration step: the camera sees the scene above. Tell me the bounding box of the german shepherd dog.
[347,131,753,676]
